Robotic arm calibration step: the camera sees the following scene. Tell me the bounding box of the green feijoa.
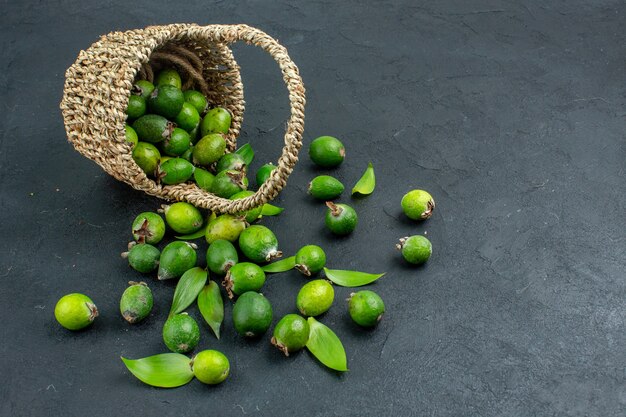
[54,293,98,331]
[308,175,344,200]
[309,136,345,168]
[125,124,138,146]
[232,292,273,337]
[223,262,266,299]
[256,163,277,187]
[181,145,193,161]
[163,202,203,234]
[238,225,282,263]
[193,167,215,192]
[132,142,161,176]
[126,95,147,120]
[162,128,191,157]
[206,239,238,275]
[294,245,326,276]
[175,102,201,132]
[132,80,155,99]
[193,133,226,166]
[158,241,198,280]
[205,214,247,244]
[131,212,166,245]
[148,85,184,119]
[155,68,182,89]
[397,235,432,265]
[401,189,435,220]
[348,290,385,327]
[120,281,153,324]
[162,313,200,353]
[183,90,208,115]
[325,202,358,236]
[122,242,160,273]
[230,190,262,224]
[271,314,309,356]
[201,107,232,136]
[132,114,174,143]
[158,158,194,185]
[296,279,334,317]
[192,350,230,385]
[216,153,246,173]
[211,170,247,198]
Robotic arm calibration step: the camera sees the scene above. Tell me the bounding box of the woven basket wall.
[60,24,305,213]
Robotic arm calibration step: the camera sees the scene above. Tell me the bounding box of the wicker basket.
[60,24,305,213]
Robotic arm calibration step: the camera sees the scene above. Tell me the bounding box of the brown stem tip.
[325,201,342,216]
[295,264,311,276]
[87,302,99,321]
[271,336,290,357]
[421,199,435,219]
[222,272,235,299]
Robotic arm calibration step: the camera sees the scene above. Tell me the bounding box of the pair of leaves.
[351,162,375,196]
[121,353,193,388]
[323,268,385,287]
[262,256,295,273]
[197,281,224,339]
[306,317,348,372]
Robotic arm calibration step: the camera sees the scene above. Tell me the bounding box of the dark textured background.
[1,0,624,416]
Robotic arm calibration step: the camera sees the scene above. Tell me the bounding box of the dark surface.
[1,1,624,416]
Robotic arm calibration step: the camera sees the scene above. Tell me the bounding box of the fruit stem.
[325,201,342,216]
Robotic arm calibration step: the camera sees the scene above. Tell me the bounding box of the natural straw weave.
[60,24,306,213]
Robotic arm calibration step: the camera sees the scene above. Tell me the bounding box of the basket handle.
[180,24,306,213]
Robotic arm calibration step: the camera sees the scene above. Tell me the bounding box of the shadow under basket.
[60,23,306,213]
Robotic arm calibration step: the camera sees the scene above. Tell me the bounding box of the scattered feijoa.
[308,175,344,200]
[348,290,385,327]
[238,225,282,263]
[162,313,200,353]
[205,214,247,244]
[119,281,153,324]
[401,190,435,220]
[163,202,203,234]
[192,350,230,385]
[294,245,326,276]
[158,241,197,280]
[223,262,266,299]
[397,235,432,265]
[206,239,238,275]
[54,293,98,331]
[232,292,273,338]
[296,279,334,317]
[325,202,358,236]
[271,314,310,356]
[309,136,345,168]
[131,212,165,245]
[122,242,160,273]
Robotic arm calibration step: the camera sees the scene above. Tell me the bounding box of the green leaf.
[261,204,284,216]
[235,143,254,165]
[261,256,296,273]
[197,281,224,339]
[169,267,208,316]
[175,224,207,240]
[323,267,385,287]
[306,317,348,372]
[121,353,194,388]
[352,162,375,195]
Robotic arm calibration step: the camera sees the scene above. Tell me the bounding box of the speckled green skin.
[224,262,266,298]
[148,85,184,119]
[296,279,334,317]
[232,292,273,337]
[120,282,153,324]
[211,170,247,198]
[126,95,146,120]
[255,163,277,187]
[348,290,385,327]
[164,202,203,234]
[238,225,281,263]
[162,128,191,157]
[159,158,194,185]
[126,243,160,273]
[183,90,208,115]
[193,133,226,166]
[216,153,246,173]
[295,245,327,276]
[205,214,247,244]
[155,69,182,89]
[162,313,200,353]
[308,175,344,200]
[174,102,200,132]
[325,203,358,235]
[158,241,197,280]
[132,142,161,176]
[206,239,239,275]
[401,190,435,220]
[230,190,262,223]
[54,293,98,331]
[399,235,432,265]
[132,114,173,143]
[131,212,165,245]
[192,350,229,385]
[271,314,310,355]
[201,107,231,136]
[309,136,345,168]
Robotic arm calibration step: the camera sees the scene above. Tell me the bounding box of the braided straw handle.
[60,24,305,213]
